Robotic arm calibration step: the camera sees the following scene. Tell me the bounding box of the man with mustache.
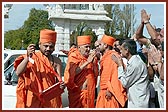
[96,35,127,108]
[14,29,65,108]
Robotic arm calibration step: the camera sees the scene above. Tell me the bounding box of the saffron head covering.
[40,29,57,43]
[77,35,91,46]
[101,34,116,46]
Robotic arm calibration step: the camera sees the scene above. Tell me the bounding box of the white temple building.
[44,4,112,51]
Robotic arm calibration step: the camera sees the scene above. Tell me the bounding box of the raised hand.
[87,50,96,63]
[141,9,151,23]
[148,44,162,65]
[27,44,36,57]
[111,54,123,67]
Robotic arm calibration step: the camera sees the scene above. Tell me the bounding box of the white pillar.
[64,21,70,50]
[96,27,105,40]
[55,26,64,51]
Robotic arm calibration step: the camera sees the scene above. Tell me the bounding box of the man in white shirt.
[112,39,150,108]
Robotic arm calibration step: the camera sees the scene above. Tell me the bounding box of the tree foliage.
[70,22,97,49]
[104,4,136,39]
[4,8,54,50]
[4,29,23,49]
[121,4,136,38]
[4,5,136,50]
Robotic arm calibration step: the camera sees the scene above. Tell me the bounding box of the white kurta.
[153,74,164,108]
[118,55,150,108]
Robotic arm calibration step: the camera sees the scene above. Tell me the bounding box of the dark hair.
[70,43,77,47]
[155,28,161,32]
[119,39,125,46]
[150,38,160,48]
[109,45,113,50]
[123,39,137,55]
[114,47,121,54]
[115,38,125,46]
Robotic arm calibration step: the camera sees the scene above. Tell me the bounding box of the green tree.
[70,22,97,49]
[120,4,136,38]
[4,8,54,50]
[4,29,23,49]
[104,4,123,38]
[104,4,136,39]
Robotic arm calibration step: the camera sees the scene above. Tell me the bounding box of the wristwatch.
[144,21,150,24]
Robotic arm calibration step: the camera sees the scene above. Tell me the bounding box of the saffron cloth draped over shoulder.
[64,48,97,108]
[64,35,97,108]
[14,51,62,108]
[96,34,127,108]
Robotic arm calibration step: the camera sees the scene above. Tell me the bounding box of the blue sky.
[3,2,165,37]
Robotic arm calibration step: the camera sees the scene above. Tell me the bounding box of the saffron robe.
[96,50,127,108]
[14,51,62,108]
[64,48,98,108]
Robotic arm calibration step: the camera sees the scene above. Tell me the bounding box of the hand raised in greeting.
[27,44,36,57]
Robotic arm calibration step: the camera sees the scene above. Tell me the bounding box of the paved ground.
[2,84,17,109]
[2,83,69,109]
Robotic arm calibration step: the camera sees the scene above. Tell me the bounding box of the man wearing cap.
[96,34,127,108]
[64,35,98,108]
[14,29,64,108]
